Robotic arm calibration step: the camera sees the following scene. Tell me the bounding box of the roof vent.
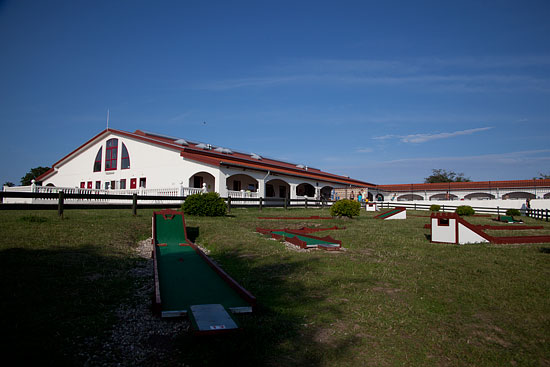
[196,143,212,150]
[214,147,233,154]
[174,139,188,146]
[250,153,262,160]
[296,164,305,169]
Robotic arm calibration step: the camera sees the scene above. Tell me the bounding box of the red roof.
[38,128,375,187]
[376,179,550,192]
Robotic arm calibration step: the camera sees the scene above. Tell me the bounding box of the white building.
[34,128,372,200]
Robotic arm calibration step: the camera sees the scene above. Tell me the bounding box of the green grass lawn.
[1,208,549,366]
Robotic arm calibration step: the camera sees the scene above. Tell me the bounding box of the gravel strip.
[81,238,190,367]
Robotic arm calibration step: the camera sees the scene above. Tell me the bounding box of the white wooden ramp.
[430,212,491,245]
[189,304,240,335]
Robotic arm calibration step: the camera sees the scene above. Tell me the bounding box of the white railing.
[2,184,206,204]
[227,190,259,198]
[182,187,204,196]
[227,190,259,205]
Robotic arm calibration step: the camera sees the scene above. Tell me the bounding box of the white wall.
[42,132,219,190]
[383,199,550,211]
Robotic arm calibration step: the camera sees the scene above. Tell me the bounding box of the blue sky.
[1,0,549,186]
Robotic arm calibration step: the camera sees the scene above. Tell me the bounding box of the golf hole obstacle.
[152,209,256,334]
[365,202,379,212]
[430,212,550,245]
[257,226,343,251]
[258,215,332,220]
[374,207,406,220]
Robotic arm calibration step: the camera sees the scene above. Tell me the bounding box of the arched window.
[121,143,130,169]
[105,138,118,171]
[93,147,102,172]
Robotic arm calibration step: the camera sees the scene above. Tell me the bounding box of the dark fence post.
[259,197,263,211]
[305,197,308,209]
[227,196,231,213]
[442,204,445,212]
[284,197,288,210]
[132,193,138,216]
[546,209,548,222]
[58,191,64,218]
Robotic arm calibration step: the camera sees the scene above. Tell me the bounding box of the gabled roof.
[37,128,375,187]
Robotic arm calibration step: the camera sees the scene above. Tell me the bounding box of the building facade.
[33,129,374,200]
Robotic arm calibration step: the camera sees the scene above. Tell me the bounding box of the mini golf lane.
[152,210,255,333]
[374,207,406,220]
[257,228,342,250]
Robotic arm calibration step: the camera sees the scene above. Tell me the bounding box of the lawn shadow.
[186,226,200,242]
[0,245,143,366]
[169,248,361,366]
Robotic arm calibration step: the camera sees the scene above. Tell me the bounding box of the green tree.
[533,172,550,179]
[425,169,471,183]
[20,166,50,186]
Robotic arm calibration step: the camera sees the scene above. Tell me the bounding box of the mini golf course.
[257,227,342,251]
[374,207,406,220]
[152,209,255,334]
[429,212,550,245]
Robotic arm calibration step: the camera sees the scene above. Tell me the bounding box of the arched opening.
[397,194,423,201]
[544,192,550,199]
[93,147,102,172]
[226,174,258,193]
[503,191,535,200]
[375,193,384,201]
[430,193,458,200]
[320,186,333,200]
[189,172,215,191]
[464,192,495,200]
[296,183,315,198]
[266,179,290,198]
[121,143,130,169]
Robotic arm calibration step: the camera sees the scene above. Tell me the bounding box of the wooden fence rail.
[0,191,334,216]
[3,191,547,221]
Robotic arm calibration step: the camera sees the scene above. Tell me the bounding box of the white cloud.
[373,127,493,144]
[381,149,550,165]
[356,147,373,153]
[193,55,550,92]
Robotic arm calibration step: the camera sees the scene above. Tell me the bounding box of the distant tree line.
[424,169,471,183]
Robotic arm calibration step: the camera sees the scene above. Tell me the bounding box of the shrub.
[330,199,361,218]
[506,208,521,216]
[455,205,475,216]
[430,204,441,212]
[182,192,226,216]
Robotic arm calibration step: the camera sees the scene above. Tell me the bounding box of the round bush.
[506,208,521,216]
[182,192,227,216]
[330,199,361,218]
[430,204,441,212]
[455,205,475,216]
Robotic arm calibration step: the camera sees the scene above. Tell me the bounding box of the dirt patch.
[372,282,404,296]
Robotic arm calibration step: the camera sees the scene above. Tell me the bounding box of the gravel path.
[81,239,190,367]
